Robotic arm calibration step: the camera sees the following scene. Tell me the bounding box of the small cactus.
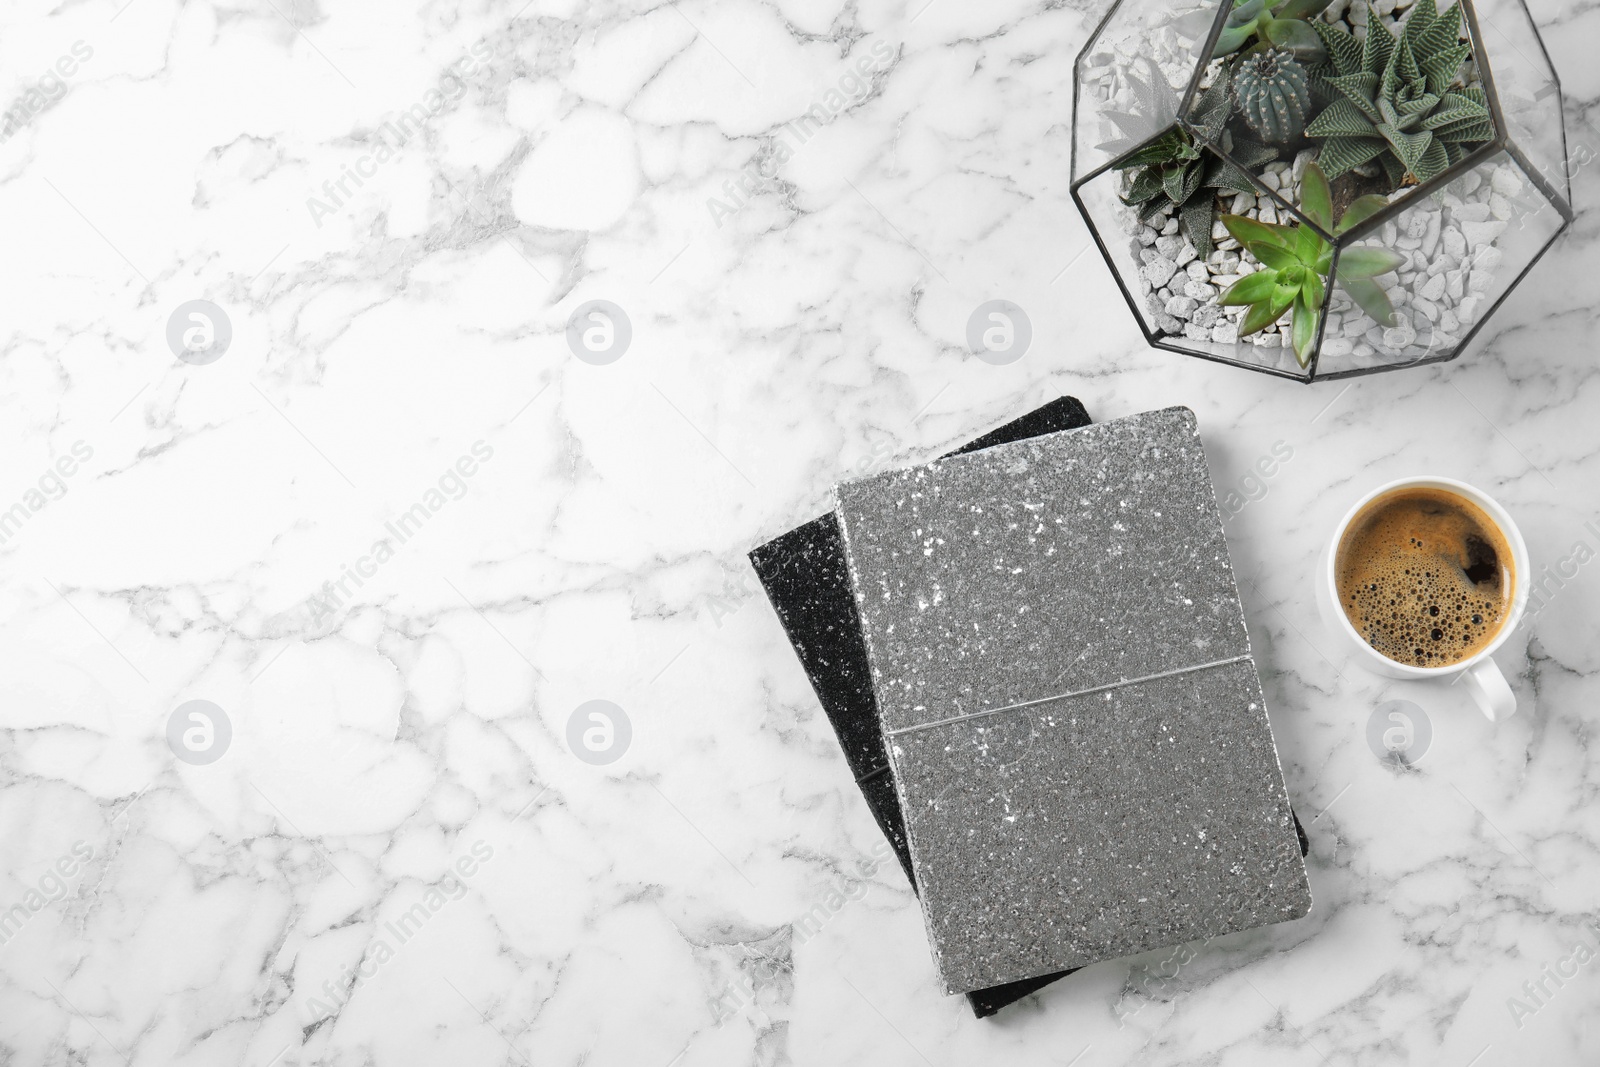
[1233,49,1311,143]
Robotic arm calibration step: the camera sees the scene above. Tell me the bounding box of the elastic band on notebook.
[883,653,1255,739]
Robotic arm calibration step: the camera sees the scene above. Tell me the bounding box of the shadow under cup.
[1334,485,1517,670]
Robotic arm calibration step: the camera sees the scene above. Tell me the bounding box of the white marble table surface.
[1,0,1597,1064]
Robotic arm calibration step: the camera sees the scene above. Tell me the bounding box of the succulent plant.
[1115,68,1278,256]
[1096,57,1183,158]
[1306,0,1493,187]
[1217,162,1405,365]
[1233,49,1312,142]
[1213,0,1333,61]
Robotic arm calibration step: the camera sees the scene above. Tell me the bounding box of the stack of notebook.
[749,399,1311,1015]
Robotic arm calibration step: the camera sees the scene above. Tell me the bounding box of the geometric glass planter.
[1071,0,1572,381]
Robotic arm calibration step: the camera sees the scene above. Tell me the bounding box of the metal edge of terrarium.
[1304,239,1341,380]
[1459,0,1509,165]
[1198,136,1339,244]
[1553,70,1573,207]
[1070,0,1126,186]
[1068,174,1166,346]
[1310,342,1460,380]
[1502,137,1573,223]
[1075,0,1125,72]
[1490,0,1576,206]
[1150,336,1315,379]
[1225,154,1336,245]
[1458,0,1572,214]
[1067,120,1221,351]
[1522,0,1574,207]
[1432,202,1570,353]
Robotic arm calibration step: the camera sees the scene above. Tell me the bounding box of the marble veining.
[0,0,1597,1064]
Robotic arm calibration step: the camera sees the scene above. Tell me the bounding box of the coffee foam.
[1336,488,1512,668]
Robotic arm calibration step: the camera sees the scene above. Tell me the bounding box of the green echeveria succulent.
[1213,0,1333,61]
[1114,67,1278,256]
[1218,162,1405,366]
[1233,49,1312,142]
[1306,0,1494,186]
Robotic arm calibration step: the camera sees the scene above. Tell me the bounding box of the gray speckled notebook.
[832,406,1312,994]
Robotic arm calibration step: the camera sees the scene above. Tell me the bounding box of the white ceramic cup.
[1315,476,1528,722]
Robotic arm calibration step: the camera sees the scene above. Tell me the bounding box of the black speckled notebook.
[750,399,1092,1016]
[750,399,1308,1013]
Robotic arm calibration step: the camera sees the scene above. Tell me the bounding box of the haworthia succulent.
[1305,0,1492,186]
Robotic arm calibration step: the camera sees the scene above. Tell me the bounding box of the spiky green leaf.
[1226,135,1281,172]
[1206,157,1262,195]
[1219,270,1279,305]
[1313,89,1381,131]
[1411,0,1463,62]
[1420,43,1471,93]
[1379,151,1408,188]
[1336,192,1390,234]
[1302,268,1326,313]
[1423,91,1490,131]
[1337,245,1406,278]
[1314,20,1364,76]
[1316,135,1388,179]
[1269,279,1299,319]
[1113,129,1190,170]
[1121,167,1166,205]
[1190,67,1234,142]
[1179,195,1217,257]
[1299,161,1333,231]
[1295,216,1328,260]
[1339,275,1399,326]
[1213,24,1255,56]
[1412,136,1452,181]
[1437,118,1494,143]
[1380,123,1435,176]
[1391,37,1423,88]
[1138,195,1169,222]
[1396,92,1443,124]
[1362,11,1397,74]
[1260,17,1326,60]
[1250,239,1302,271]
[1240,298,1283,335]
[1162,164,1189,206]
[1273,0,1333,21]
[1402,0,1438,39]
[1223,213,1294,248]
[1291,296,1319,365]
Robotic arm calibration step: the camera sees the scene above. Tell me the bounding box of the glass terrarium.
[1071,0,1571,381]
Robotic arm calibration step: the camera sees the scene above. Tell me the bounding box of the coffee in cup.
[1334,485,1515,668]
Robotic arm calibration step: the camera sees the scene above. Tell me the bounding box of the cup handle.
[1462,657,1517,722]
